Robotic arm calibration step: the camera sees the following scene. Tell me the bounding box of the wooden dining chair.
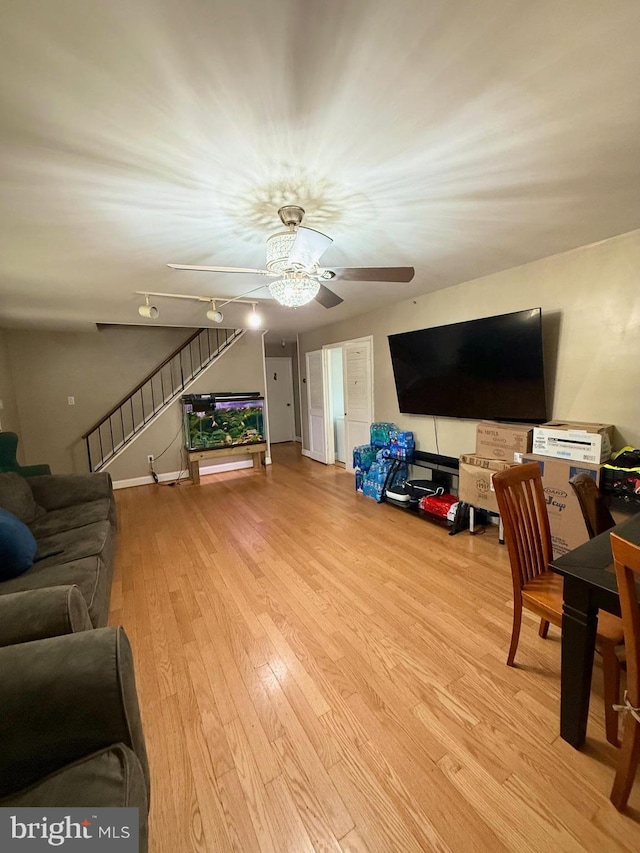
[569,472,616,540]
[493,462,624,746]
[610,533,640,810]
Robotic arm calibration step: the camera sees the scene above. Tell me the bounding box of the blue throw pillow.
[0,508,37,580]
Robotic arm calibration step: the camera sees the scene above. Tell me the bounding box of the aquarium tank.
[182,393,265,451]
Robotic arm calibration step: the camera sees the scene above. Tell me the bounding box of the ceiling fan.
[168,205,415,309]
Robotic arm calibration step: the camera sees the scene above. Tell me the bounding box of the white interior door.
[305,349,329,463]
[328,347,346,463]
[344,339,373,470]
[266,357,295,443]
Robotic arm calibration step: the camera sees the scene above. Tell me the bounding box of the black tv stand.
[378,451,460,499]
[412,450,459,476]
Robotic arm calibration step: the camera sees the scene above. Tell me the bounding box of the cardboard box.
[522,453,604,558]
[475,421,534,462]
[532,421,614,464]
[458,455,519,514]
[459,453,517,472]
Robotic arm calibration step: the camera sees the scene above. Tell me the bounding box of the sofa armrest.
[0,627,149,800]
[21,463,52,478]
[0,586,92,648]
[27,472,113,511]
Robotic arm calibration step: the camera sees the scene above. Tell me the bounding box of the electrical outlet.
[147,454,154,463]
[68,396,75,406]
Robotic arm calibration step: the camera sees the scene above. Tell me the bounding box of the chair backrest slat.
[494,462,553,593]
[611,533,640,708]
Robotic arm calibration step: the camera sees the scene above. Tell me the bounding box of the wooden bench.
[187,443,267,485]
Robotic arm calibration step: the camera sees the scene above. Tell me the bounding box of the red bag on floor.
[418,492,458,519]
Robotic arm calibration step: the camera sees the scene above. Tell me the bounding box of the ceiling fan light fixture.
[266,231,296,273]
[268,277,320,308]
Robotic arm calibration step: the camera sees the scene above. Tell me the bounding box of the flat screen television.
[388,308,547,422]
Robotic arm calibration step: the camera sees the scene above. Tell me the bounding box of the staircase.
[82,326,245,471]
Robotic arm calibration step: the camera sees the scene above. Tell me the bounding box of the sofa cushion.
[29,498,112,539]
[34,521,111,568]
[0,472,44,524]
[0,509,37,580]
[27,472,114,513]
[0,554,113,627]
[0,744,148,846]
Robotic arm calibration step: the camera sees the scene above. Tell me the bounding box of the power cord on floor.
[163,447,188,487]
[149,423,183,485]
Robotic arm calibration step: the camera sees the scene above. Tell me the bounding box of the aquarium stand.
[187,443,267,485]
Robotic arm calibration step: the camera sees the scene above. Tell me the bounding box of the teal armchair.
[0,431,51,477]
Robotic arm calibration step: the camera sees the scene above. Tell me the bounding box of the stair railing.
[82,326,244,471]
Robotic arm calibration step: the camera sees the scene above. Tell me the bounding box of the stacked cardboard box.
[475,421,535,463]
[458,419,615,557]
[532,421,614,464]
[525,420,614,557]
[458,422,534,514]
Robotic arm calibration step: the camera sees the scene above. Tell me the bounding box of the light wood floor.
[111,443,640,852]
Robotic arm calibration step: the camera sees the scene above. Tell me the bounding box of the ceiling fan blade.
[328,266,415,282]
[288,227,333,269]
[314,284,344,309]
[168,264,272,275]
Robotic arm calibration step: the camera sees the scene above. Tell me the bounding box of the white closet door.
[306,349,329,463]
[344,339,373,470]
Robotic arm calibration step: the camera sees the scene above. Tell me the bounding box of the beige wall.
[5,325,224,473]
[298,229,640,456]
[0,329,21,442]
[106,331,265,481]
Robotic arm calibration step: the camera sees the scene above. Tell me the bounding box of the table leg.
[560,576,598,748]
[188,458,200,485]
[252,451,263,470]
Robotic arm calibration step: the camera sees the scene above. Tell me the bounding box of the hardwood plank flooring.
[111,442,640,852]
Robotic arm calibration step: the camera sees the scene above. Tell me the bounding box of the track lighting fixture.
[134,291,263,329]
[138,295,159,319]
[206,300,223,323]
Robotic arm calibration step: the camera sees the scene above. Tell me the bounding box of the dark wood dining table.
[551,511,640,749]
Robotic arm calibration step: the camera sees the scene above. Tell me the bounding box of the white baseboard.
[301,448,312,458]
[113,470,184,490]
[295,436,302,443]
[113,458,257,490]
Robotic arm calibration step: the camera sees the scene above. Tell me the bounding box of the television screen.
[388,308,547,422]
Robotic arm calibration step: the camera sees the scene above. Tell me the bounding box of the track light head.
[206,299,223,323]
[138,295,159,319]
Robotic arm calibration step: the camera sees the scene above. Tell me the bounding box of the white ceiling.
[1,0,639,342]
